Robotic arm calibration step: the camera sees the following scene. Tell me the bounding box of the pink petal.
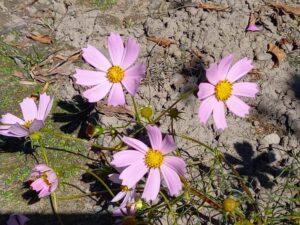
[29,119,44,133]
[107,83,126,106]
[217,54,234,80]
[232,82,258,98]
[31,178,46,192]
[121,136,148,153]
[198,95,217,124]
[38,188,51,198]
[247,25,260,32]
[122,63,146,95]
[161,165,182,196]
[197,83,215,100]
[121,37,140,70]
[112,191,126,202]
[213,101,227,130]
[108,33,125,66]
[9,124,29,137]
[0,113,24,125]
[109,173,122,184]
[206,63,219,85]
[164,156,186,176]
[111,150,144,168]
[142,168,160,202]
[226,57,253,82]
[160,135,176,154]
[226,95,250,117]
[82,81,112,103]
[146,125,162,150]
[73,69,108,86]
[36,93,53,121]
[32,164,50,173]
[82,44,111,72]
[120,161,148,188]
[20,98,37,122]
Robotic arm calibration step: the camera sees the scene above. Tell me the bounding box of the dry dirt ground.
[0,0,299,224]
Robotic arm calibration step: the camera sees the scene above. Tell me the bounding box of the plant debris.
[147,36,176,47]
[267,43,285,67]
[269,2,300,16]
[198,2,230,11]
[26,32,53,44]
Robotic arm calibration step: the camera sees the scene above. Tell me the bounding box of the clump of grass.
[94,0,118,11]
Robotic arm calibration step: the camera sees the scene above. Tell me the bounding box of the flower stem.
[152,88,195,124]
[131,96,141,124]
[38,139,49,165]
[160,191,178,225]
[67,166,115,197]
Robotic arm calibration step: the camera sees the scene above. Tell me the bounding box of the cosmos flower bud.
[140,106,153,119]
[222,197,237,212]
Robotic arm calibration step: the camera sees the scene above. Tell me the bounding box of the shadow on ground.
[224,141,288,189]
[52,95,98,138]
[0,213,113,225]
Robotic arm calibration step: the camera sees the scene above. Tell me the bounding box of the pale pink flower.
[112,205,136,225]
[246,24,260,32]
[111,125,186,202]
[7,214,30,225]
[74,33,146,106]
[0,93,53,137]
[29,164,58,198]
[109,172,136,208]
[198,54,259,129]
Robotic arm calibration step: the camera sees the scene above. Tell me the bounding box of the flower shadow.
[224,141,288,189]
[0,136,33,154]
[52,95,99,138]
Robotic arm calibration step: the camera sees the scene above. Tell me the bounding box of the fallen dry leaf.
[26,32,53,44]
[147,36,176,47]
[198,2,230,11]
[54,51,81,62]
[191,48,203,58]
[267,43,285,67]
[248,69,262,81]
[13,71,25,79]
[269,2,300,16]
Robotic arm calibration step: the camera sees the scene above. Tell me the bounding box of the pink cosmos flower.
[113,205,136,225]
[74,33,146,106]
[246,24,260,32]
[0,93,53,137]
[111,125,186,202]
[198,54,258,129]
[109,172,136,208]
[28,164,58,198]
[6,214,30,225]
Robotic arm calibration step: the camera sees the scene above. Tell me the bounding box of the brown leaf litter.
[26,32,53,44]
[198,2,230,11]
[147,36,176,47]
[269,2,300,16]
[267,43,285,67]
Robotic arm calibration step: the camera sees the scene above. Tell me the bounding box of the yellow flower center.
[106,66,124,83]
[41,172,52,187]
[144,149,164,169]
[23,120,33,129]
[121,185,129,192]
[215,80,233,101]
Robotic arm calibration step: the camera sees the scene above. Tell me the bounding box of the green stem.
[131,96,141,124]
[67,166,114,197]
[160,191,178,225]
[42,128,118,151]
[152,88,195,124]
[38,139,49,165]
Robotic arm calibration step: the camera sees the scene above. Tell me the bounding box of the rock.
[144,18,164,36]
[169,44,182,59]
[288,136,298,148]
[256,53,272,61]
[260,133,281,146]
